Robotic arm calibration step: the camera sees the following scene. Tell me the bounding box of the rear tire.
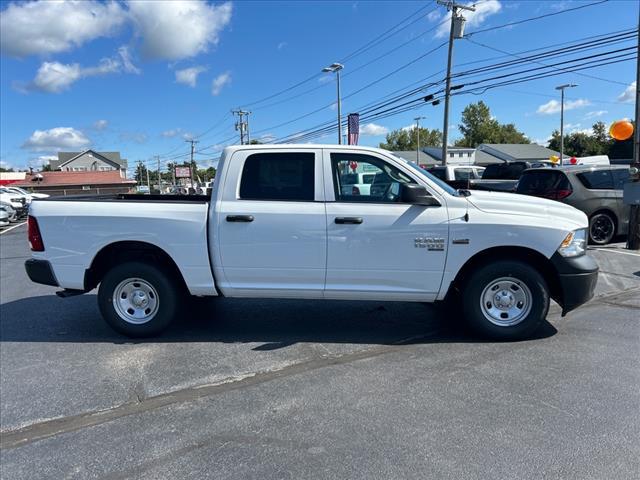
[461,260,549,341]
[589,212,616,245]
[98,261,179,337]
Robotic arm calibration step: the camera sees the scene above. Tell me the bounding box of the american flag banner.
[347,113,360,145]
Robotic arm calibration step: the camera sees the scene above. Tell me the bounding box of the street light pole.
[555,83,577,165]
[415,116,426,164]
[322,63,344,144]
[438,0,475,166]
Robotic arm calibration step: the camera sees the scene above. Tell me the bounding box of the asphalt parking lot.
[1,223,639,479]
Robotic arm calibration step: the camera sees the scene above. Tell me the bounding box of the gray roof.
[474,149,503,166]
[51,150,127,170]
[478,144,559,162]
[392,151,438,165]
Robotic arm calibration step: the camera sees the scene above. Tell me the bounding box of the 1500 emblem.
[414,237,445,250]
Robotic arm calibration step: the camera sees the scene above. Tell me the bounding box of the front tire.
[98,261,179,337]
[461,260,549,341]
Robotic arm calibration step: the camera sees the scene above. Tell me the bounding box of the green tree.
[547,121,621,158]
[379,126,442,150]
[455,101,529,147]
[0,167,14,172]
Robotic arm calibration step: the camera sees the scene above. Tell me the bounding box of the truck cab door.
[216,149,326,297]
[323,150,448,301]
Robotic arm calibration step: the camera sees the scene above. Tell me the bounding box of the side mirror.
[400,183,440,206]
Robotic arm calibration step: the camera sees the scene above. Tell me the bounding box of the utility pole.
[232,109,251,145]
[172,162,176,187]
[414,116,426,164]
[322,63,344,144]
[555,83,578,165]
[146,162,150,193]
[438,0,474,166]
[627,9,640,250]
[156,155,161,194]
[186,139,199,190]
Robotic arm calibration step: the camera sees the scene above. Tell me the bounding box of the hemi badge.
[452,238,470,245]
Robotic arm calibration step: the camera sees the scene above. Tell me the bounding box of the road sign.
[175,167,191,178]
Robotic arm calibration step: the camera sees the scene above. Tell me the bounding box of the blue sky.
[0,0,637,174]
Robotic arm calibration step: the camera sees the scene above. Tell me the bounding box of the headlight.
[557,229,587,257]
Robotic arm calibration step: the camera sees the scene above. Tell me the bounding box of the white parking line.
[0,221,27,235]
[590,247,640,257]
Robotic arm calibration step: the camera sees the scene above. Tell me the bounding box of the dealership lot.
[1,224,639,479]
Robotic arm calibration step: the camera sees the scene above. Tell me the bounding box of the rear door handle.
[226,215,254,222]
[335,217,363,225]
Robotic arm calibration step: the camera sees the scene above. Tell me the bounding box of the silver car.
[516,165,631,245]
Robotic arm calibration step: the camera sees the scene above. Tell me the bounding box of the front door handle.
[335,217,363,225]
[226,215,254,222]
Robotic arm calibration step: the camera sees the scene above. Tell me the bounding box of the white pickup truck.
[25,145,598,340]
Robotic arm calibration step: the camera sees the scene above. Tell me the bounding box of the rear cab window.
[483,163,526,180]
[239,152,315,201]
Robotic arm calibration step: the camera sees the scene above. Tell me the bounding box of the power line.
[466,0,610,37]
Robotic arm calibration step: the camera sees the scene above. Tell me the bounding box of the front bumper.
[24,259,59,287]
[550,252,599,316]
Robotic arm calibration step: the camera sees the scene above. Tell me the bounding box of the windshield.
[388,154,459,196]
[9,187,28,194]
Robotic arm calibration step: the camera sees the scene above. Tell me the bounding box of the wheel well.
[84,241,188,292]
[450,246,561,302]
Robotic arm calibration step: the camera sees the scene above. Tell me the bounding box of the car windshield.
[9,187,28,194]
[388,155,459,196]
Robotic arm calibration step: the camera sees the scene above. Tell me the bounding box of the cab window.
[331,153,413,203]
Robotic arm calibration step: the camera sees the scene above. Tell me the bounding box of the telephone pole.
[438,0,475,166]
[232,109,251,144]
[146,162,150,193]
[186,139,199,190]
[156,155,161,194]
[414,116,426,164]
[627,9,640,250]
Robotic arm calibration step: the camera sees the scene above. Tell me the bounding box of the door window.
[331,153,413,203]
[239,152,315,201]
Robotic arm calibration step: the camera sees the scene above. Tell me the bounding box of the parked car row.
[0,186,50,228]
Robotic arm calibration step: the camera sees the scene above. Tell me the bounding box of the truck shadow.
[0,294,557,346]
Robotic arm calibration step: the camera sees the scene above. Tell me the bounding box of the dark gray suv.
[516,165,631,245]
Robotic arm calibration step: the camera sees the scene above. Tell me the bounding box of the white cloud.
[117,45,141,74]
[0,0,126,57]
[93,120,108,131]
[318,75,334,84]
[22,127,90,152]
[161,129,182,138]
[22,48,139,93]
[127,0,232,60]
[427,10,441,22]
[211,71,231,96]
[536,98,590,115]
[175,66,207,87]
[277,42,287,50]
[617,81,636,103]
[565,123,580,130]
[435,0,502,38]
[584,110,607,119]
[29,155,58,168]
[360,123,389,136]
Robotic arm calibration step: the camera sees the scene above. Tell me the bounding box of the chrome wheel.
[480,277,532,327]
[589,213,615,245]
[112,278,159,325]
